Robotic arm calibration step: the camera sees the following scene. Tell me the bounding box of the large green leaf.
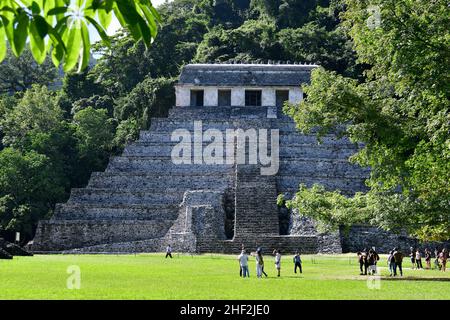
[85,16,110,47]
[63,20,82,72]
[79,21,90,72]
[0,0,160,71]
[0,24,6,62]
[29,19,46,64]
[13,11,29,56]
[43,0,56,25]
[98,8,112,29]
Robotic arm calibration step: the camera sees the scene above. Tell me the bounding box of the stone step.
[68,188,185,205]
[106,156,235,173]
[276,175,367,193]
[104,155,367,176]
[279,158,369,177]
[149,118,300,132]
[123,143,357,159]
[53,203,180,220]
[168,106,271,120]
[138,131,356,146]
[280,184,366,196]
[33,219,175,251]
[88,173,232,190]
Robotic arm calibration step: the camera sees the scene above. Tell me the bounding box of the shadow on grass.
[380,276,450,282]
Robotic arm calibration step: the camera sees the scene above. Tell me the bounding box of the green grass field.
[0,253,449,300]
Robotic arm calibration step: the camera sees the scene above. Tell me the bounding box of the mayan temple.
[33,63,371,254]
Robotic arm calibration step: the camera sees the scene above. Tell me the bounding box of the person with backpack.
[393,247,404,276]
[238,249,250,278]
[293,251,302,274]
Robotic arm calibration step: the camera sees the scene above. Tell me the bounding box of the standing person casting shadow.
[393,247,404,277]
[273,249,281,277]
[254,248,268,278]
[293,251,302,274]
[165,244,173,258]
[238,249,250,278]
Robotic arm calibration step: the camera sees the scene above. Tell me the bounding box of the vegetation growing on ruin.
[284,0,450,241]
[0,0,448,243]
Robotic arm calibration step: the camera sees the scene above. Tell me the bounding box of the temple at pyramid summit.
[33,63,375,254]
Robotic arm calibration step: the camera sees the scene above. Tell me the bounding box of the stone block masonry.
[33,104,372,254]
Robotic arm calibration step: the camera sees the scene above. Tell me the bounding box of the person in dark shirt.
[424,248,432,269]
[293,251,302,274]
[393,248,404,276]
[409,247,416,270]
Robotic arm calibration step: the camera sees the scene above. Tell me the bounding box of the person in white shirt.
[238,250,250,278]
[165,245,172,258]
[273,249,281,277]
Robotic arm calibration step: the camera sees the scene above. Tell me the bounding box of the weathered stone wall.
[33,104,372,254]
[234,165,279,236]
[340,225,450,254]
[33,220,174,251]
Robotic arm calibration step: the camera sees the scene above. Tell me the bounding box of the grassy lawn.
[0,253,449,300]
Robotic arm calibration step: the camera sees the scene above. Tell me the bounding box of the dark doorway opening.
[245,90,262,106]
[224,190,235,239]
[276,90,289,108]
[218,90,231,106]
[190,90,204,107]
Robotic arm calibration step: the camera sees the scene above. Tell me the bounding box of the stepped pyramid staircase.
[33,106,368,254]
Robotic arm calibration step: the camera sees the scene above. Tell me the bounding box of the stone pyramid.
[33,105,368,254]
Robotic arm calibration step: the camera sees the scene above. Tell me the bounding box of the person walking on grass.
[238,249,250,278]
[393,247,404,277]
[409,247,416,270]
[357,250,368,275]
[424,248,431,269]
[254,248,267,278]
[239,244,245,277]
[415,249,423,269]
[387,250,395,277]
[439,249,448,272]
[360,248,369,275]
[293,251,302,274]
[165,245,173,258]
[434,247,441,270]
[370,248,380,274]
[273,249,281,277]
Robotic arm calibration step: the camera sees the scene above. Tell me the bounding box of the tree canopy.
[0,0,161,71]
[283,0,450,241]
[0,0,448,244]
